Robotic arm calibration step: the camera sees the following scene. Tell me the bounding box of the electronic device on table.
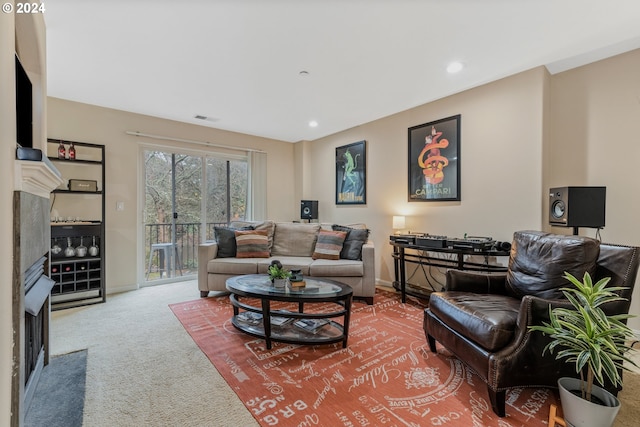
[446,236,495,251]
[390,233,498,252]
[415,235,448,248]
[389,234,418,244]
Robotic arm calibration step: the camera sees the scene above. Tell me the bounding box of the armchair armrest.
[445,270,508,294]
[198,242,218,292]
[487,294,574,390]
[506,295,573,343]
[481,295,571,349]
[523,294,573,324]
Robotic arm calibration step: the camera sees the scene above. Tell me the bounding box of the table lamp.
[392,215,406,235]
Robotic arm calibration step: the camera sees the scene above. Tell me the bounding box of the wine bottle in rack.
[68,142,76,160]
[57,141,66,159]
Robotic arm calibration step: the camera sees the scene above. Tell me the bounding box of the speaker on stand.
[300,200,318,222]
[549,186,606,235]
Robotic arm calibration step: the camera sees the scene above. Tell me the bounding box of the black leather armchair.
[423,230,639,417]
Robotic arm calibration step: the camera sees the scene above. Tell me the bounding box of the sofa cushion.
[506,231,600,299]
[257,257,314,275]
[272,222,320,257]
[214,225,254,258]
[332,224,370,260]
[429,292,521,351]
[309,258,364,277]
[312,230,347,260]
[235,230,270,258]
[207,258,259,275]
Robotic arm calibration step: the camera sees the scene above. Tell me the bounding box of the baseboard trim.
[107,284,138,294]
[376,279,393,288]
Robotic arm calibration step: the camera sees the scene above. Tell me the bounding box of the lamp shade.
[392,215,406,230]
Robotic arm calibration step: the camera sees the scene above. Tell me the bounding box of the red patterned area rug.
[170,289,558,427]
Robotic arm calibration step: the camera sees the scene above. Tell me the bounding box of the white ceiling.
[44,0,640,143]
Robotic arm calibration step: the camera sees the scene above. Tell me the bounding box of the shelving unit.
[51,258,102,293]
[48,139,106,310]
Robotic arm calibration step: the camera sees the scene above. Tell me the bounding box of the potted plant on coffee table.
[268,260,291,288]
[530,271,638,427]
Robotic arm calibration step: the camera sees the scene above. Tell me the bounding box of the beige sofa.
[198,221,375,304]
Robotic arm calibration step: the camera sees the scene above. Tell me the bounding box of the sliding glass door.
[204,157,248,240]
[142,148,248,284]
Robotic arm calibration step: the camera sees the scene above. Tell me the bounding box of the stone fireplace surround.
[12,157,63,426]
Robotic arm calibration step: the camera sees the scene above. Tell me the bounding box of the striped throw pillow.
[312,230,347,260]
[235,230,270,258]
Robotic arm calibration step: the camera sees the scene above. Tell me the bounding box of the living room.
[3,2,640,426]
[44,48,640,313]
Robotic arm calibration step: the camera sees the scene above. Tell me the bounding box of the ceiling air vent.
[194,115,219,122]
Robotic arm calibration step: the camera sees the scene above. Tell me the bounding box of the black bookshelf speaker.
[549,186,606,228]
[300,200,318,220]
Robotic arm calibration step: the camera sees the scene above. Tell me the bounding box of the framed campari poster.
[408,115,461,202]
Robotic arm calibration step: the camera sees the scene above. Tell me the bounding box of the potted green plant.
[530,271,638,427]
[268,260,291,288]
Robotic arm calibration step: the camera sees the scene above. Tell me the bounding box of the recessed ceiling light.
[309,120,318,128]
[446,61,463,73]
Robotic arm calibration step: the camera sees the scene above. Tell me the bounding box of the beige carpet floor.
[51,280,638,426]
[51,280,257,426]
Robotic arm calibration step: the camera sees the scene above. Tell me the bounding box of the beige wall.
[47,98,296,293]
[302,51,640,329]
[307,67,548,288]
[545,49,640,328]
[0,9,16,425]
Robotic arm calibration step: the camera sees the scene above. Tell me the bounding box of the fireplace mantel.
[14,158,63,198]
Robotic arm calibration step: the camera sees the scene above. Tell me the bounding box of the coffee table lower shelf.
[229,294,350,349]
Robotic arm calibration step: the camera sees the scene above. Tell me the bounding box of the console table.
[390,240,509,303]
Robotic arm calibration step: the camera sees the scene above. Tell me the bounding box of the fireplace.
[23,256,54,408]
[12,157,63,426]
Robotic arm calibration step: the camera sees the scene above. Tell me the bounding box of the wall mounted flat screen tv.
[15,54,33,148]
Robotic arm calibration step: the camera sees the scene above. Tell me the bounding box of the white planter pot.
[272,278,287,288]
[558,377,620,427]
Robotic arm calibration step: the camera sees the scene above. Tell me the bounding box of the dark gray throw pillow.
[214,225,254,258]
[332,225,370,260]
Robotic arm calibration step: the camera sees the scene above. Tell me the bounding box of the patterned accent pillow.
[312,230,347,260]
[235,230,270,258]
[332,225,370,260]
[214,225,254,258]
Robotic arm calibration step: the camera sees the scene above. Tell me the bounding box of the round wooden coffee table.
[226,274,353,349]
